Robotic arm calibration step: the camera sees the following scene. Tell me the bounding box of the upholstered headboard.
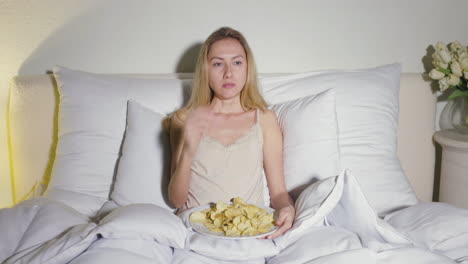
[8,73,436,203]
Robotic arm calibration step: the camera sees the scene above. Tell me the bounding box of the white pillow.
[270,89,340,200]
[113,91,338,209]
[97,204,187,249]
[111,100,172,210]
[260,63,418,216]
[274,174,343,249]
[48,66,190,216]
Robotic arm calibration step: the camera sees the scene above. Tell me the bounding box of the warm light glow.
[6,87,16,206]
[5,82,49,206]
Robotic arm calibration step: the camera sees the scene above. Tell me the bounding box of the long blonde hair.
[175,27,267,121]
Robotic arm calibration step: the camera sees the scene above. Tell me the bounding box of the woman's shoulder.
[173,108,188,122]
[258,108,282,142]
[258,108,280,133]
[259,108,278,124]
[168,108,189,131]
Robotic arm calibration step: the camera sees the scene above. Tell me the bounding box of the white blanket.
[1,170,465,263]
[0,198,91,263]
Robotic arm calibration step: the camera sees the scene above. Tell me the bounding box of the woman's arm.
[168,107,214,208]
[168,112,192,208]
[261,110,295,239]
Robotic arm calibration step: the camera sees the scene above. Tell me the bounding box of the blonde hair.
[174,27,267,121]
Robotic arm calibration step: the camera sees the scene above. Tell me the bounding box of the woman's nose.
[224,65,232,78]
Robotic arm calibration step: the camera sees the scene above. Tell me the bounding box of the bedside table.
[434,130,468,209]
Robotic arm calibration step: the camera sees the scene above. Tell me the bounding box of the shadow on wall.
[17,0,203,75]
[421,45,440,96]
[11,0,203,203]
[175,43,202,73]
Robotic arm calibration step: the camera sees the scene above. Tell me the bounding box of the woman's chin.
[213,90,241,100]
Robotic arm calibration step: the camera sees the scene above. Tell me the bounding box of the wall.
[1,0,468,207]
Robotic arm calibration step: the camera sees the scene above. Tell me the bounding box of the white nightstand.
[434,130,468,209]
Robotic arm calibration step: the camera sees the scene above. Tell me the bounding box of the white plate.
[188,204,279,240]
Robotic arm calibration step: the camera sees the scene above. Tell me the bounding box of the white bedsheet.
[69,238,173,264]
[0,198,91,263]
[1,170,467,263]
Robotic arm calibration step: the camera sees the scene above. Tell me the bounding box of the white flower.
[431,41,468,91]
[439,78,450,91]
[434,42,452,64]
[450,41,468,60]
[450,41,467,54]
[460,57,468,71]
[429,69,445,80]
[447,74,460,86]
[435,42,447,51]
[433,59,449,69]
[432,52,442,63]
[451,61,463,77]
[450,41,463,52]
[440,50,452,64]
[459,51,468,61]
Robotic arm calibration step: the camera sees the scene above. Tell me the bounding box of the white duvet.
[1,170,467,264]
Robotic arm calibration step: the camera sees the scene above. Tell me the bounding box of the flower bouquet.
[428,41,468,130]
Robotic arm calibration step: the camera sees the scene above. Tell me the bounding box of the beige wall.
[1,0,468,207]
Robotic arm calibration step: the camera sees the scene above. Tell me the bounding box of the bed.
[1,64,468,263]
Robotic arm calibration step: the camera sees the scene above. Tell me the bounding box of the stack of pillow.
[47,64,417,218]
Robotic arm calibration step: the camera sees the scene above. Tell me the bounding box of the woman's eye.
[234,61,242,65]
[213,62,222,67]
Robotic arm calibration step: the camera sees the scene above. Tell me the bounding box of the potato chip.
[242,226,258,236]
[215,200,228,212]
[237,221,252,231]
[213,214,224,227]
[226,226,241,237]
[258,223,273,233]
[189,211,206,223]
[224,208,243,218]
[243,205,260,219]
[259,214,274,224]
[231,215,240,225]
[232,197,247,207]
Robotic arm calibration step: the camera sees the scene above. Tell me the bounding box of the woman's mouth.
[222,83,235,88]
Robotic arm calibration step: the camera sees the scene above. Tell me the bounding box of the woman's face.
[207,38,247,101]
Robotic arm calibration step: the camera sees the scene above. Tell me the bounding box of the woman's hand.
[182,106,214,156]
[266,205,295,239]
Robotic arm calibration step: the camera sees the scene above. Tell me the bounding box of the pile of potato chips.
[190,197,276,237]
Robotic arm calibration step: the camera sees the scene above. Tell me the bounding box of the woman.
[168,27,294,239]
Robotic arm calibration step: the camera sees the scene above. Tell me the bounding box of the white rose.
[440,49,452,64]
[435,42,447,51]
[460,57,468,70]
[432,52,443,63]
[434,42,452,64]
[433,60,449,69]
[451,61,463,77]
[450,41,463,52]
[439,78,450,92]
[459,52,468,60]
[447,74,460,86]
[429,69,445,80]
[450,41,468,60]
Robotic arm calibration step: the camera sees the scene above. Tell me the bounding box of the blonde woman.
[168,27,294,239]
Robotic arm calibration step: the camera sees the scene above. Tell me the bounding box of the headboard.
[8,73,436,203]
